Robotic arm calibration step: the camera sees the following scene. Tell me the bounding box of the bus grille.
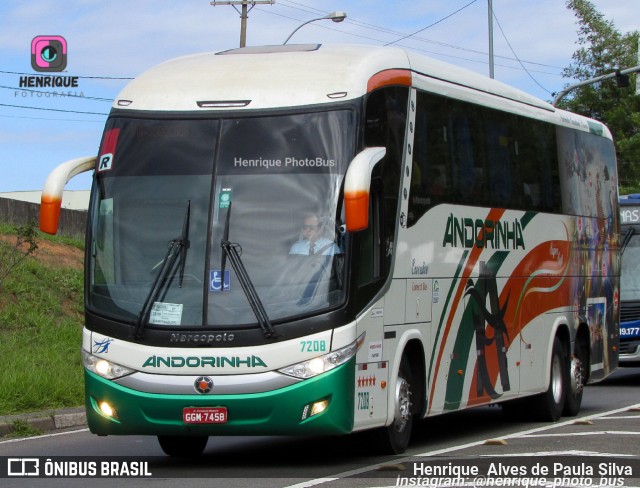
[620,302,640,322]
[619,340,639,355]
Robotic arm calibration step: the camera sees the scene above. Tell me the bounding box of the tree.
[560,0,640,192]
[0,221,38,291]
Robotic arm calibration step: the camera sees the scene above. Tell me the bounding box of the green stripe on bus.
[444,251,509,410]
[427,250,469,391]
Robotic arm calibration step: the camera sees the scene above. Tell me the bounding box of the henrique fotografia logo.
[17,34,81,97]
[31,35,67,72]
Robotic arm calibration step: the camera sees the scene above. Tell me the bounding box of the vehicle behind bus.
[619,194,640,364]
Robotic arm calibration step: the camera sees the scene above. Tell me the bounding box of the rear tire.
[157,435,208,457]
[563,338,586,416]
[530,337,566,421]
[375,355,414,454]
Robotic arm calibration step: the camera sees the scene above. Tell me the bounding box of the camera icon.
[31,35,67,72]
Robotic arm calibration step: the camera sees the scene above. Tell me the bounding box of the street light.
[282,11,347,45]
[552,65,640,106]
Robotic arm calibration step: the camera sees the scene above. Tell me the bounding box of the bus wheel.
[563,339,585,416]
[531,337,566,421]
[377,356,413,454]
[157,435,208,457]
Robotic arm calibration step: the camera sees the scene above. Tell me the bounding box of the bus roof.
[112,43,609,138]
[620,194,640,206]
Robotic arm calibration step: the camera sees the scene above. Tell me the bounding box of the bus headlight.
[82,349,135,380]
[278,333,363,379]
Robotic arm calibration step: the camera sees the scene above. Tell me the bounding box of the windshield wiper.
[220,202,277,339]
[134,201,191,340]
[621,227,635,256]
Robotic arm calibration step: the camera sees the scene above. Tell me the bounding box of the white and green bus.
[41,44,620,456]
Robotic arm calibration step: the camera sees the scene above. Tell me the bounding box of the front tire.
[376,355,414,454]
[157,435,208,457]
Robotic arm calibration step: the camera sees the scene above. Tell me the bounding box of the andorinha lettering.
[142,355,267,368]
[19,75,79,88]
[233,157,336,168]
[443,213,525,250]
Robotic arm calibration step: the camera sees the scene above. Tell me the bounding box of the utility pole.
[210,1,275,48]
[488,0,494,79]
[636,37,640,96]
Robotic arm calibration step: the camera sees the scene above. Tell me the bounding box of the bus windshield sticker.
[97,127,119,172]
[210,270,231,292]
[219,188,232,209]
[149,302,183,326]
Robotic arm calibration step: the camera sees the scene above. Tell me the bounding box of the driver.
[289,213,341,256]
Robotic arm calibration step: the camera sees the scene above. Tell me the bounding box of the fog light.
[301,398,330,420]
[99,401,115,418]
[311,399,329,416]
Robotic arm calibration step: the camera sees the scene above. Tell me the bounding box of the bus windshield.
[621,228,640,302]
[88,110,355,329]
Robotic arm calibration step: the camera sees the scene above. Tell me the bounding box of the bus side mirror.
[40,156,96,234]
[343,147,386,232]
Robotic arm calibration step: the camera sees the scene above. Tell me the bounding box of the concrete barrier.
[0,197,87,238]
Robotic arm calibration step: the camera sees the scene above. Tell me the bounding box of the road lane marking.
[283,402,640,488]
[522,431,640,437]
[0,428,89,445]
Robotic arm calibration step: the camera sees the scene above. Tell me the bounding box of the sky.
[0,0,638,193]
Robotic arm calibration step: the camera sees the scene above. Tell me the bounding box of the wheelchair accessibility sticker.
[210,270,231,292]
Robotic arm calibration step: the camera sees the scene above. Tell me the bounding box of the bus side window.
[363,86,408,279]
[409,92,451,226]
[450,110,479,205]
[355,177,383,286]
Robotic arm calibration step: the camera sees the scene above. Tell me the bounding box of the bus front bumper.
[85,359,355,436]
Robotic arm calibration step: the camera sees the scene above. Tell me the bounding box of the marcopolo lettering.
[443,213,525,250]
[170,332,235,344]
[142,355,267,368]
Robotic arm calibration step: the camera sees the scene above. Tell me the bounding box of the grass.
[4,420,43,438]
[0,222,85,415]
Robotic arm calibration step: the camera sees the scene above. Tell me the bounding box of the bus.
[40,44,620,456]
[619,194,640,364]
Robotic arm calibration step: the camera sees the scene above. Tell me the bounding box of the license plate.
[621,326,640,339]
[183,407,227,424]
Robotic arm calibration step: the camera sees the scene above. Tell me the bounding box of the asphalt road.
[0,368,638,488]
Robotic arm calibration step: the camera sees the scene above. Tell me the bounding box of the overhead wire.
[0,113,105,122]
[490,6,553,95]
[0,70,133,80]
[0,0,562,119]
[384,0,480,46]
[1,85,113,102]
[0,102,108,116]
[263,0,564,75]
